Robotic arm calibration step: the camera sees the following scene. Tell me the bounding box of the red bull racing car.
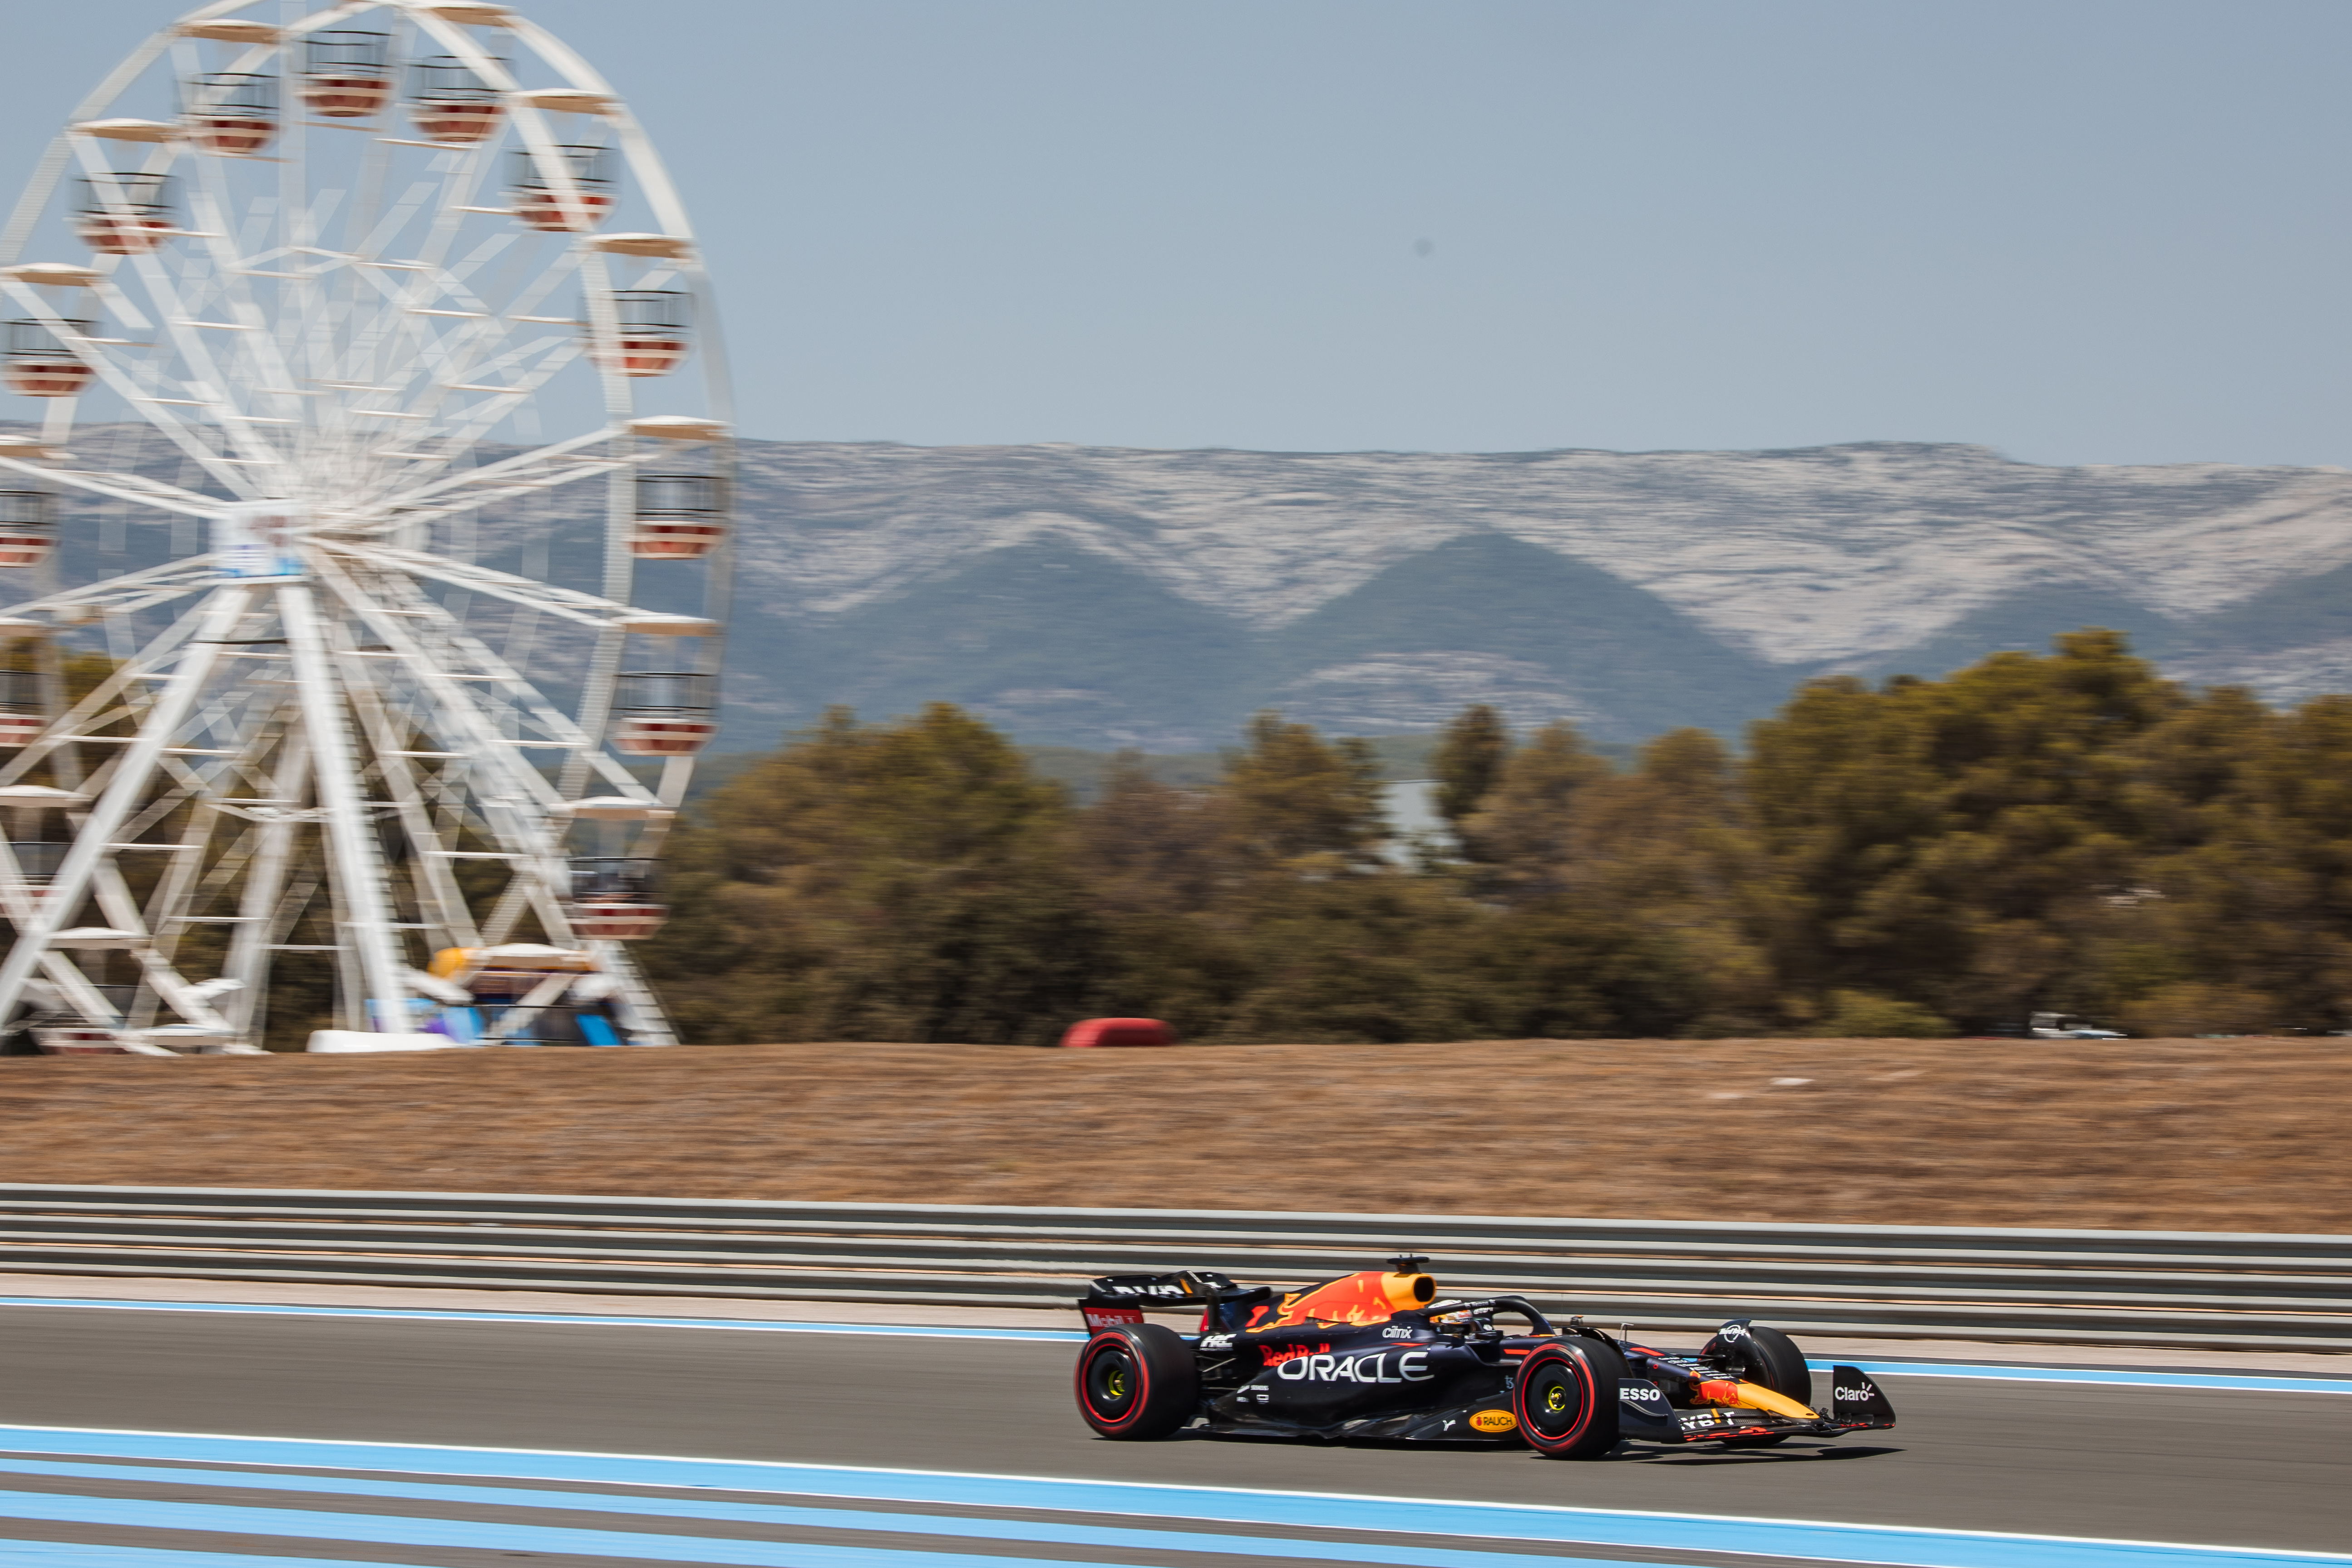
[1074,1255,1895,1457]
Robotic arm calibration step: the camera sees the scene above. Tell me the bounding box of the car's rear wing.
[1078,1269,1271,1333]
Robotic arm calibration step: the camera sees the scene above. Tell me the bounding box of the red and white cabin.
[188,114,275,155]
[570,900,668,941]
[0,533,55,569]
[513,186,615,233]
[629,521,725,560]
[413,99,502,143]
[34,1026,125,1055]
[594,333,690,377]
[185,73,278,155]
[304,75,390,117]
[74,212,170,255]
[611,713,717,756]
[2,358,91,397]
[302,31,392,118]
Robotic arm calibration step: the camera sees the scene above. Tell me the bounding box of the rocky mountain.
[707,439,2352,749]
[27,432,2352,750]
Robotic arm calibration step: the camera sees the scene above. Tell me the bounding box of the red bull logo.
[1248,1271,1437,1330]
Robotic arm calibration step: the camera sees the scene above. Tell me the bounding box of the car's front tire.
[1514,1338,1625,1459]
[1704,1320,1810,1400]
[1702,1320,1811,1446]
[1075,1324,1198,1439]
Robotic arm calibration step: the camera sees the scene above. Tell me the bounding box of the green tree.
[1460,720,1612,894]
[1221,711,1388,870]
[1431,704,1510,845]
[641,704,1102,1045]
[1744,630,2182,1028]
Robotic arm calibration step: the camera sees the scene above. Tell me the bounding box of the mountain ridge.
[20,428,2352,749]
[706,437,2352,746]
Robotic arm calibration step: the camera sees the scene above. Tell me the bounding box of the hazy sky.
[10,1,2352,465]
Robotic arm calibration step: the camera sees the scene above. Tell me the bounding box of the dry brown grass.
[2,1038,2345,1231]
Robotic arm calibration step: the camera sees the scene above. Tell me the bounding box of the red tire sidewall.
[1076,1329,1152,1435]
[1514,1344,1598,1455]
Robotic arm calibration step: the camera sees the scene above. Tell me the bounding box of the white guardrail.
[0,1185,2343,1351]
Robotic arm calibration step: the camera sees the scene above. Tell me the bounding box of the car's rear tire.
[1702,1320,1810,1446]
[1075,1324,1198,1439]
[1513,1337,1625,1459]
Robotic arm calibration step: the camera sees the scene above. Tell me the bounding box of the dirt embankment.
[4,1038,2345,1231]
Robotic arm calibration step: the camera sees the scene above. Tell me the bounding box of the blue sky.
[10,1,2351,465]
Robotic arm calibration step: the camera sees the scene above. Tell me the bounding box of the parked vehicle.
[2029,1011,2127,1039]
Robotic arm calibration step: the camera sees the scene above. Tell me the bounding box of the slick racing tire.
[1702,1320,1810,1447]
[1075,1324,1198,1440]
[1513,1337,1625,1459]
[1703,1320,1810,1400]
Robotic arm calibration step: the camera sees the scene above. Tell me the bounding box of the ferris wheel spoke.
[346,452,621,535]
[0,280,265,499]
[332,558,657,808]
[61,141,289,477]
[0,557,222,635]
[181,180,305,421]
[2,455,224,521]
[365,419,618,506]
[325,538,646,630]
[308,552,568,820]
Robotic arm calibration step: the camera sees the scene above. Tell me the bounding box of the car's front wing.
[1618,1364,1897,1445]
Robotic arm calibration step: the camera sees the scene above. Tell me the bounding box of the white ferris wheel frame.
[0,0,735,1053]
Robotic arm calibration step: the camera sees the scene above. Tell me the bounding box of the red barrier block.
[1059,1017,1177,1048]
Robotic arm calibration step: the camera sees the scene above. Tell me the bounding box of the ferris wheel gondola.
[0,0,733,1055]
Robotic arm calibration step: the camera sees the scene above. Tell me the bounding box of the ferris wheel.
[0,0,732,1055]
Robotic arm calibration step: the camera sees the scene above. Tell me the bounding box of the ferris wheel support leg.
[0,586,252,1030]
[85,861,236,1039]
[338,654,482,953]
[221,722,311,1041]
[279,582,411,1034]
[597,943,679,1048]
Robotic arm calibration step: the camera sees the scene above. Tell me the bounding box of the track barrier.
[0,1184,2342,1350]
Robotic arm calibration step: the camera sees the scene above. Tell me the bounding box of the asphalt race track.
[0,1302,2345,1567]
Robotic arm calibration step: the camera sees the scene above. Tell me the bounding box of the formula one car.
[1074,1256,1895,1457]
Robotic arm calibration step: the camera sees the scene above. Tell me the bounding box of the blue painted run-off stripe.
[0,1489,1202,1568]
[4,1295,2346,1393]
[0,1463,1668,1568]
[5,1543,438,1568]
[0,1428,2346,1568]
